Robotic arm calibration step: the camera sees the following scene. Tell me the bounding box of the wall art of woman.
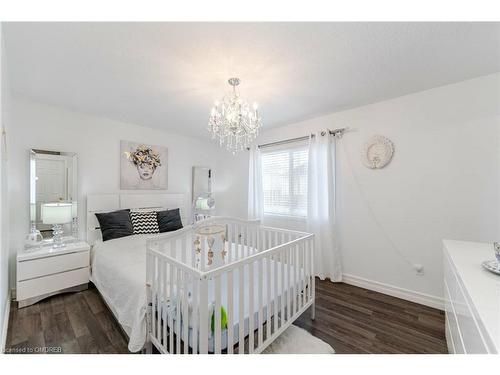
[124,144,162,180]
[120,141,168,190]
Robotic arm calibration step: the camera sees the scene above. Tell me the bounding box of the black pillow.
[95,209,134,241]
[157,208,183,233]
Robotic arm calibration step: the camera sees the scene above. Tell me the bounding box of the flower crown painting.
[120,141,168,189]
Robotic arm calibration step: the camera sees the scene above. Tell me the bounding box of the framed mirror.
[192,166,214,221]
[30,149,78,238]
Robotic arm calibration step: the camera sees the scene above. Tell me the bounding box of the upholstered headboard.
[87,193,188,245]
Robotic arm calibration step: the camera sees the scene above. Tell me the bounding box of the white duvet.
[91,235,154,352]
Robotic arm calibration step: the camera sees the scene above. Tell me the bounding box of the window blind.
[261,142,308,217]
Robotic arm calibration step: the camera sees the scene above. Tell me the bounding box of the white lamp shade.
[42,203,73,224]
[71,201,78,218]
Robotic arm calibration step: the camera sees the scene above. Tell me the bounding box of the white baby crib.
[145,217,315,354]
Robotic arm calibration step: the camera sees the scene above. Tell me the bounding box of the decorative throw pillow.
[130,211,160,234]
[95,209,134,241]
[157,208,183,233]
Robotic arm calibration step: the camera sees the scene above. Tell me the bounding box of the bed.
[88,194,315,354]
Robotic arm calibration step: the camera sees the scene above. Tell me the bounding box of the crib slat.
[280,239,285,328]
[238,265,245,354]
[257,258,263,347]
[189,234,195,268]
[165,261,171,352]
[262,230,266,252]
[287,244,292,320]
[266,255,271,340]
[199,278,209,354]
[171,238,177,260]
[176,268,182,353]
[273,251,278,334]
[163,259,168,347]
[191,274,198,354]
[305,239,310,303]
[169,263,174,352]
[248,260,255,353]
[181,237,186,264]
[232,223,237,262]
[152,256,157,341]
[183,272,189,354]
[301,241,305,309]
[236,223,241,262]
[160,259,166,350]
[214,276,222,354]
[239,224,244,259]
[227,270,234,354]
[311,238,315,308]
[227,224,232,263]
[236,224,241,262]
[291,244,296,316]
[294,243,299,315]
[251,225,255,254]
[255,227,259,254]
[243,225,248,258]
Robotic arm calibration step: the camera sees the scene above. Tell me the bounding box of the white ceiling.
[4,22,500,138]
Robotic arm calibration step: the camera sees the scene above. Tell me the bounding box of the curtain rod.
[256,127,347,150]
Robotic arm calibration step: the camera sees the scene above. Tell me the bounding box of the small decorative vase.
[25,223,43,249]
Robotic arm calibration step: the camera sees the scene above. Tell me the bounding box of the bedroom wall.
[227,73,500,307]
[6,95,237,287]
[1,23,12,350]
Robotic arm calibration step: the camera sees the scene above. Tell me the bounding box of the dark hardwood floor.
[295,281,447,354]
[5,286,129,354]
[5,280,447,354]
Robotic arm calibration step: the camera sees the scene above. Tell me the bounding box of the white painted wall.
[229,73,500,304]
[7,95,238,286]
[4,72,499,308]
[1,23,12,351]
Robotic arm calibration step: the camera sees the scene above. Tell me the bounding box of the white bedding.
[91,234,307,353]
[91,235,153,352]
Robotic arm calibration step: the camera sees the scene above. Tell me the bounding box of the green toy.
[210,306,228,333]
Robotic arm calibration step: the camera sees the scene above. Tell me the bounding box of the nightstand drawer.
[17,267,89,301]
[18,251,89,281]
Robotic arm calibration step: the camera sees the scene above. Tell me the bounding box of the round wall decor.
[362,135,394,169]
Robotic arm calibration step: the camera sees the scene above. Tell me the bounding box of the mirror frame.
[30,149,78,237]
[191,166,212,203]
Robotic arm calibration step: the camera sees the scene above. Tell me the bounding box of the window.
[261,143,308,218]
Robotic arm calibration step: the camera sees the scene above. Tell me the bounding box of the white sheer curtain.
[307,131,342,281]
[247,145,264,221]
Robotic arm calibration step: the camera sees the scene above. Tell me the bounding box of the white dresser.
[443,240,499,354]
[17,240,90,308]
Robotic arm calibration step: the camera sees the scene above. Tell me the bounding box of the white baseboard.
[1,290,11,354]
[342,274,444,310]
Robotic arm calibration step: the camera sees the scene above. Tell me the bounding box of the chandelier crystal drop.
[208,78,262,154]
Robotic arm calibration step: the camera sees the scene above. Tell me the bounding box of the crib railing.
[146,217,315,354]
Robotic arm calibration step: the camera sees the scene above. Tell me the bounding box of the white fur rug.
[262,325,335,354]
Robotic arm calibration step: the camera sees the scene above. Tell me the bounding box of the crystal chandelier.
[208,78,262,154]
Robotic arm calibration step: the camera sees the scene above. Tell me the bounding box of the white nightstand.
[17,240,90,308]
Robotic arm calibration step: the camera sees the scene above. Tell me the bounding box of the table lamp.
[42,202,72,248]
